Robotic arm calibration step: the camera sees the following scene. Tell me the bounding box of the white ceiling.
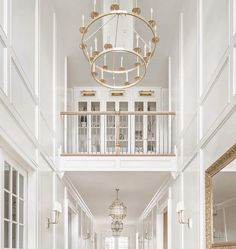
[66,171,170,224]
[54,0,181,88]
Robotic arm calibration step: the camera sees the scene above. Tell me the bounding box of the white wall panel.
[0,103,36,162]
[202,0,230,90]
[39,113,54,160]
[201,60,229,136]
[183,156,199,249]
[234,0,236,36]
[0,0,6,34]
[11,61,36,135]
[38,156,54,249]
[234,46,236,96]
[12,0,35,89]
[0,37,6,93]
[39,0,54,130]
[170,177,181,249]
[55,177,65,249]
[183,0,198,126]
[202,110,236,170]
[183,115,197,163]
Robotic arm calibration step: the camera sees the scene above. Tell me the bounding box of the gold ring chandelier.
[80,0,159,90]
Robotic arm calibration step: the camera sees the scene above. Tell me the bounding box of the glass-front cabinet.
[134,101,157,154]
[75,100,158,154]
[77,101,101,153]
[105,101,129,154]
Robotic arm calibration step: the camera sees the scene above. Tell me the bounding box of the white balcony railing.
[61,111,175,156]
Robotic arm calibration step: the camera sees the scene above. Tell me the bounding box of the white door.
[2,159,27,249]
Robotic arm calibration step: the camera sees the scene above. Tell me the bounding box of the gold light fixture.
[110,90,125,96]
[139,90,155,97]
[81,90,96,97]
[80,1,159,90]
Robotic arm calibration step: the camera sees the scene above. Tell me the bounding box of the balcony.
[60,111,176,171]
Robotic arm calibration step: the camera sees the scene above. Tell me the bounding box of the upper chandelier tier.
[80,0,159,90]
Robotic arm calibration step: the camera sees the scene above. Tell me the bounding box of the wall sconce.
[144,230,152,240]
[47,201,62,228]
[176,201,192,228]
[139,90,154,97]
[83,230,91,240]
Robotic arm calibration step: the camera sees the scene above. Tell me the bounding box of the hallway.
[0,0,236,249]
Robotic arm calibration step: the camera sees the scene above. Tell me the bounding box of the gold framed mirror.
[206,144,236,249]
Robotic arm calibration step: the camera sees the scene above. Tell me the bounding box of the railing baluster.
[60,111,175,156]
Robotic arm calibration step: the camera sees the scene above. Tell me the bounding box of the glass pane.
[12,195,17,221]
[12,223,17,248]
[78,102,87,111]
[19,174,24,198]
[19,225,24,248]
[12,168,18,195]
[4,162,10,190]
[4,191,9,219]
[19,199,24,224]
[4,221,9,248]
[91,102,100,111]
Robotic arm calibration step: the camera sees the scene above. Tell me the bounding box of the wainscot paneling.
[0,37,6,93]
[39,112,54,161]
[38,156,54,249]
[0,0,6,34]
[0,102,36,162]
[11,0,36,89]
[183,0,198,127]
[39,0,54,130]
[170,177,181,249]
[202,109,236,170]
[234,46,236,96]
[55,176,66,249]
[201,59,229,137]
[234,0,236,37]
[182,115,197,164]
[202,0,230,91]
[183,156,200,249]
[11,61,36,135]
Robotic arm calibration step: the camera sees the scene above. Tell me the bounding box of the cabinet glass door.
[91,102,100,153]
[147,102,156,153]
[106,102,116,153]
[119,102,128,154]
[78,102,88,152]
[135,102,144,153]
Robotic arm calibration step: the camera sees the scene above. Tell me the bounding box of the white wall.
[139,0,236,249]
[169,0,236,248]
[0,0,95,249]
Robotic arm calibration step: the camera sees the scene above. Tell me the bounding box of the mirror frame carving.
[206,144,236,249]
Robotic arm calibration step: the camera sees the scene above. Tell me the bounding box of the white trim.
[63,176,94,220]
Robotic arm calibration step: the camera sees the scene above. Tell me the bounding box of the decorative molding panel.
[60,156,177,171]
[0,36,6,93]
[202,109,236,170]
[182,115,197,164]
[202,0,230,92]
[201,59,229,137]
[39,112,54,161]
[11,61,36,135]
[12,0,36,89]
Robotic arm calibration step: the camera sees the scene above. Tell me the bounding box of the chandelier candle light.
[109,189,127,237]
[80,0,159,89]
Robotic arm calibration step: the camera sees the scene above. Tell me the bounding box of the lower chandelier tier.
[91,48,147,90]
